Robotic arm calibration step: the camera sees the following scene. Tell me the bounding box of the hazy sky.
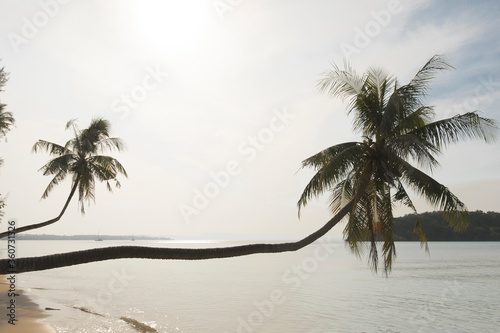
[0,0,499,238]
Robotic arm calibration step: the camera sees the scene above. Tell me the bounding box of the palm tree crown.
[0,63,14,224]
[33,118,128,213]
[0,64,15,142]
[298,55,497,273]
[0,109,14,140]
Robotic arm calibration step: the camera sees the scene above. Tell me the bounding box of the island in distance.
[393,210,500,241]
[14,210,500,242]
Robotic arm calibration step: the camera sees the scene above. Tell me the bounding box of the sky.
[0,0,499,239]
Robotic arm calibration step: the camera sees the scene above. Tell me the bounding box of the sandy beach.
[0,275,56,333]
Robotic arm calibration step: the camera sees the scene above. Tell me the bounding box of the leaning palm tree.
[297,54,496,272]
[0,55,496,275]
[0,118,127,238]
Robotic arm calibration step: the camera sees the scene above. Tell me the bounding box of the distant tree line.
[393,211,500,241]
[14,234,171,241]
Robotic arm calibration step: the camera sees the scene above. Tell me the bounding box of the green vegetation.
[33,118,128,214]
[0,61,15,224]
[0,118,128,239]
[298,55,497,272]
[0,55,497,275]
[0,63,14,141]
[393,211,500,241]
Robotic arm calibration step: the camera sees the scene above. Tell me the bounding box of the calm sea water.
[3,240,500,332]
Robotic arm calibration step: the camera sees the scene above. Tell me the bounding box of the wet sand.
[0,275,56,333]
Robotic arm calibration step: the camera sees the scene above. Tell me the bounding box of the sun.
[130,0,210,56]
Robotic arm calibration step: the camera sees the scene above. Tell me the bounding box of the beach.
[0,275,55,333]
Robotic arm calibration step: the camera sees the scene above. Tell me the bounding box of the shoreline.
[0,275,56,333]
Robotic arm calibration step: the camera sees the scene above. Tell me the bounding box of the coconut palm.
[0,64,15,155]
[297,55,496,272]
[0,55,496,274]
[0,107,14,171]
[0,64,13,140]
[0,118,127,238]
[0,63,14,223]
[0,109,14,140]
[1,202,353,274]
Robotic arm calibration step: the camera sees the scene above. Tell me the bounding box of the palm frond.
[0,110,15,137]
[388,133,440,171]
[113,159,128,178]
[298,143,365,216]
[344,198,369,258]
[365,67,394,111]
[353,91,382,137]
[379,186,396,273]
[301,142,359,170]
[398,158,469,231]
[399,54,454,99]
[77,175,96,214]
[354,68,395,138]
[329,174,355,215]
[393,180,429,253]
[395,106,435,135]
[410,112,497,148]
[86,118,111,136]
[88,155,128,179]
[41,170,69,199]
[344,162,373,257]
[297,171,323,217]
[367,193,379,272]
[96,137,127,153]
[32,140,72,156]
[38,154,75,176]
[317,61,365,101]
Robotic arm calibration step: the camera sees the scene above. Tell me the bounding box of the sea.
[2,239,499,333]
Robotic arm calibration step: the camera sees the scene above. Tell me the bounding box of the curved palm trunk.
[0,200,354,274]
[0,178,80,239]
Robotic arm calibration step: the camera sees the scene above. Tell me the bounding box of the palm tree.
[3,202,354,274]
[297,54,496,272]
[0,64,15,154]
[0,55,496,275]
[0,62,14,224]
[0,64,13,140]
[0,118,127,238]
[0,109,14,140]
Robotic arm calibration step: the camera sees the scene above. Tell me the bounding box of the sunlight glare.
[132,1,209,55]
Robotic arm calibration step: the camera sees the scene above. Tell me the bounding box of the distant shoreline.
[9,234,172,241]
[392,210,500,241]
